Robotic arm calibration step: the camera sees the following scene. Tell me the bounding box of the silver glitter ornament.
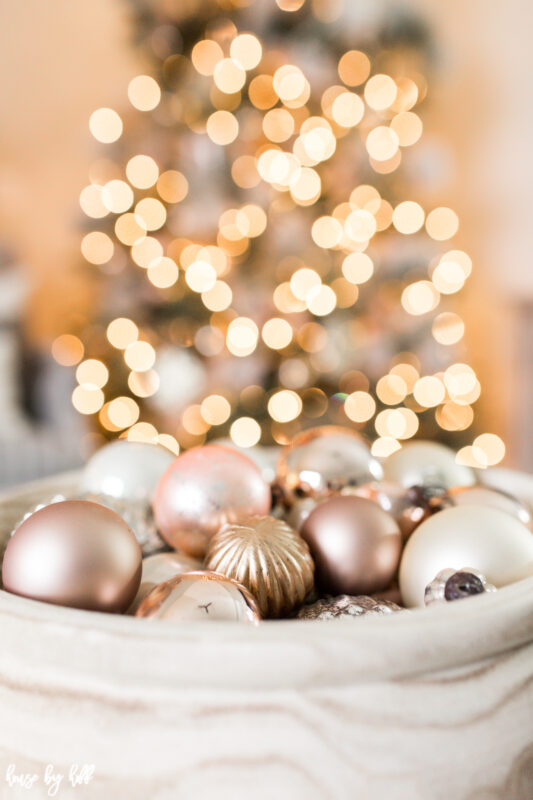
[424,568,496,606]
[296,594,402,620]
[79,493,167,557]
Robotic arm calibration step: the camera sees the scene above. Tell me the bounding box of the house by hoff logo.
[5,763,95,796]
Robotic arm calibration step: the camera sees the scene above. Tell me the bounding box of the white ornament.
[383,441,475,489]
[80,441,175,502]
[399,505,533,607]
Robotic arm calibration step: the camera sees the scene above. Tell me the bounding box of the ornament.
[383,441,475,490]
[424,568,496,606]
[79,493,167,556]
[204,516,314,618]
[343,482,435,540]
[135,571,260,623]
[297,594,402,620]
[80,440,175,502]
[300,495,402,596]
[213,440,281,484]
[8,493,69,538]
[448,485,532,527]
[399,505,533,607]
[2,500,141,613]
[277,426,383,503]
[153,444,271,558]
[129,552,202,613]
[285,496,320,532]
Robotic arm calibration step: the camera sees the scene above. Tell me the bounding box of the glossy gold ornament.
[204,516,314,618]
[301,495,402,596]
[277,425,382,503]
[2,500,141,613]
[135,571,260,623]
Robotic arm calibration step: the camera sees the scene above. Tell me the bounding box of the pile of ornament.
[2,426,533,624]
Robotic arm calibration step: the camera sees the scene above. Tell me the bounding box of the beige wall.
[0,0,136,338]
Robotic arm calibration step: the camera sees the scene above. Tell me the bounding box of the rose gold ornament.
[153,445,271,558]
[448,485,532,527]
[128,551,202,613]
[204,516,314,618]
[135,571,260,623]
[300,495,401,596]
[343,482,429,540]
[2,500,141,613]
[277,425,382,503]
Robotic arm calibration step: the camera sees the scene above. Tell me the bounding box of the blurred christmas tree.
[59,0,502,468]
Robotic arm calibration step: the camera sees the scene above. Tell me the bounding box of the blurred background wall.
[0,0,530,477]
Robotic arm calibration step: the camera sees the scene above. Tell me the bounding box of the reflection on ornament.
[277,426,382,503]
[135,571,260,623]
[153,444,271,558]
[80,440,175,502]
[399,505,533,607]
[424,568,496,606]
[204,516,314,618]
[2,501,141,613]
[383,441,475,490]
[301,495,401,595]
[297,594,402,620]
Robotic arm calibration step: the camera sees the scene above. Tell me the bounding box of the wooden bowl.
[0,469,532,800]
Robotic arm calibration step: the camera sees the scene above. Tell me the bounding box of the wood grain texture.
[0,469,532,799]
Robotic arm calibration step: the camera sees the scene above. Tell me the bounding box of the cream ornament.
[80,440,175,502]
[399,504,533,607]
[383,441,475,489]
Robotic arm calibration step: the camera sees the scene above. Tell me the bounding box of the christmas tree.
[58,0,504,470]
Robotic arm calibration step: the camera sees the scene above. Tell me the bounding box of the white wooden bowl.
[0,470,532,800]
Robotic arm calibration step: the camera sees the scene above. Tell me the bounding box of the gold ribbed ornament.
[204,516,315,618]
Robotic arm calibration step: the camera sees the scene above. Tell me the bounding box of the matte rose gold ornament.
[153,445,271,558]
[343,482,431,540]
[128,552,202,613]
[2,500,141,613]
[300,495,402,596]
[204,516,314,618]
[135,571,260,623]
[277,425,383,503]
